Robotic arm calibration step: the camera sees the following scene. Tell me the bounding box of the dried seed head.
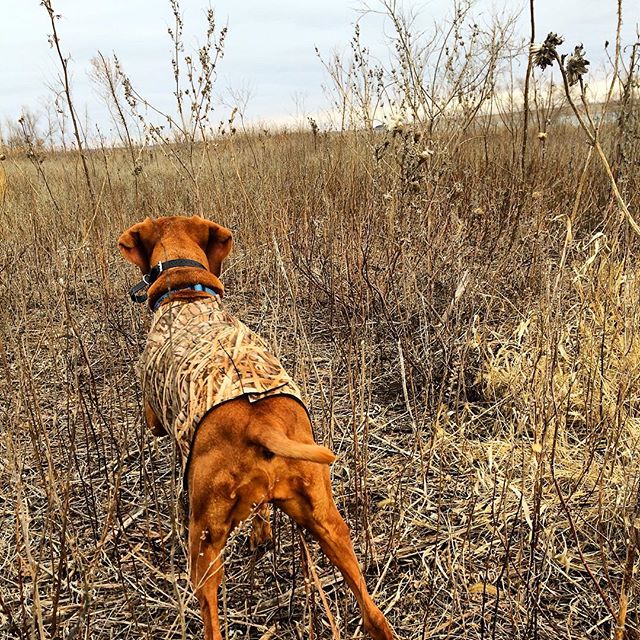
[532,32,564,70]
[385,112,405,133]
[565,45,590,86]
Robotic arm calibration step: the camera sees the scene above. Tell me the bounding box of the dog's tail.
[254,430,336,464]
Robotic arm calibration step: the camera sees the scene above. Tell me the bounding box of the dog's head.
[118,216,233,306]
[118,215,232,276]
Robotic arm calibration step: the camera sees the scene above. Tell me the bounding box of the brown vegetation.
[0,1,639,638]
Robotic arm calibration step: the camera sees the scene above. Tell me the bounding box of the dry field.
[1,4,640,639]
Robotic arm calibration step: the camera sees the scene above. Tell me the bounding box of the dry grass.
[1,121,638,639]
[1,3,640,638]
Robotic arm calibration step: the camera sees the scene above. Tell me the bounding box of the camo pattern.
[141,297,304,473]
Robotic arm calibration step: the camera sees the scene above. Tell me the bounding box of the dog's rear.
[188,395,393,640]
[188,395,330,513]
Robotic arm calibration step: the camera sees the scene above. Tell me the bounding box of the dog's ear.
[194,216,233,276]
[117,218,155,272]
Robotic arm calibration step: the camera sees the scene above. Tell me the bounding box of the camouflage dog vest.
[141,297,304,473]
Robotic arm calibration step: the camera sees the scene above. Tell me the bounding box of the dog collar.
[152,284,219,312]
[129,259,207,303]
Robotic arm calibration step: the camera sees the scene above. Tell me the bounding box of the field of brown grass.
[1,116,638,639]
[1,2,640,638]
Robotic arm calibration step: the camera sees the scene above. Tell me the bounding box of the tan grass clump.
[0,1,639,638]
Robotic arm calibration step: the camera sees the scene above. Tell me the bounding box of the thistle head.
[532,32,564,70]
[564,45,590,86]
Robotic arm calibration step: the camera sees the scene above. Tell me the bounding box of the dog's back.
[141,296,333,473]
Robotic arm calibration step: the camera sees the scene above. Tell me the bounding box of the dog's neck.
[147,268,224,310]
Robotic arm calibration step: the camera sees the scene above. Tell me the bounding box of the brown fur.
[118,215,394,640]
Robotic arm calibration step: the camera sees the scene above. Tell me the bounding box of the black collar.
[129,259,207,303]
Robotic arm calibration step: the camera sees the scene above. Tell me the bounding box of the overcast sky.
[1,0,638,136]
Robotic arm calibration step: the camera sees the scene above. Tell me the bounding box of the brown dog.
[118,215,394,640]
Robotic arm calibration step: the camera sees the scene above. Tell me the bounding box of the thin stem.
[521,0,536,175]
[552,48,640,236]
[41,0,95,208]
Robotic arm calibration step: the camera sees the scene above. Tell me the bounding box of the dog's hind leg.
[189,517,230,640]
[276,470,394,640]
